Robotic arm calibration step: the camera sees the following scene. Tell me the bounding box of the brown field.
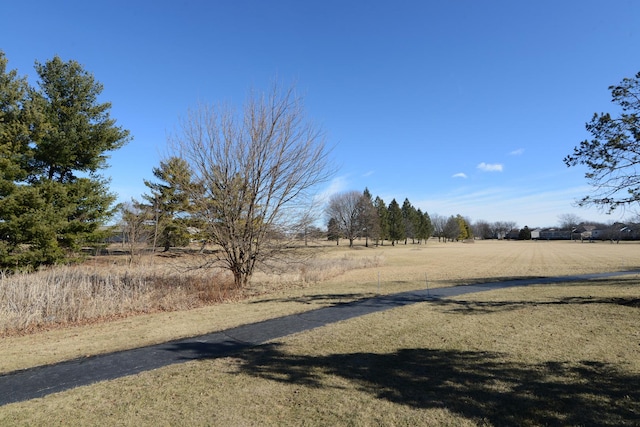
[1,240,639,426]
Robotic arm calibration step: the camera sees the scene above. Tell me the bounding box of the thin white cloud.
[414,184,618,228]
[477,162,503,172]
[510,148,525,156]
[362,170,374,177]
[452,172,468,179]
[314,175,348,204]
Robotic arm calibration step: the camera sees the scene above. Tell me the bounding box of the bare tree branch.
[169,83,333,287]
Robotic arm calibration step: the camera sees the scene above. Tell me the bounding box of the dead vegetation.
[0,246,384,336]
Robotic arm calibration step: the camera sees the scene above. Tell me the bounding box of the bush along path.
[1,270,638,406]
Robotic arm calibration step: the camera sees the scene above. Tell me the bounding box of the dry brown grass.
[0,264,236,336]
[347,238,640,286]
[1,240,639,425]
[0,246,383,337]
[1,240,639,373]
[0,246,385,373]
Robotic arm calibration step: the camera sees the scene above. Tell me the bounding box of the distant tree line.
[471,220,518,240]
[326,189,432,246]
[325,189,479,246]
[323,189,561,246]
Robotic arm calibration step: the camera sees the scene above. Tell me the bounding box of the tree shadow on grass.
[435,276,547,287]
[430,275,640,314]
[436,272,640,288]
[250,293,378,305]
[430,295,640,315]
[221,344,639,426]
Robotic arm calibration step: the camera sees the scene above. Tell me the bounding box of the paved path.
[1,270,637,406]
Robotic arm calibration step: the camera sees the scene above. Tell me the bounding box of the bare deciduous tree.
[444,215,461,241]
[557,213,583,230]
[431,214,447,242]
[170,84,333,288]
[492,221,517,239]
[325,190,367,247]
[119,201,151,265]
[473,219,493,239]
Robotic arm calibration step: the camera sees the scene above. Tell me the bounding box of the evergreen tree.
[565,71,640,212]
[0,53,130,270]
[30,56,129,182]
[518,226,532,240]
[0,54,41,267]
[374,196,388,245]
[387,199,405,245]
[327,217,340,244]
[360,188,379,247]
[0,53,28,265]
[463,216,473,239]
[401,198,417,244]
[0,52,30,190]
[455,214,472,240]
[415,208,433,243]
[142,157,193,251]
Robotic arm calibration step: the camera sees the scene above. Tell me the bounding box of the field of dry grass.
[1,240,639,425]
[0,245,383,337]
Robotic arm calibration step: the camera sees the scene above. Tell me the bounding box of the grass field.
[1,240,639,425]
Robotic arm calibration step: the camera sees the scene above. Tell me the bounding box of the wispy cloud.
[477,162,503,172]
[510,148,525,156]
[362,170,375,177]
[414,184,618,227]
[315,175,348,203]
[452,172,468,179]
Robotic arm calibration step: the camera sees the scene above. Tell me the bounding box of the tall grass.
[0,252,384,336]
[0,264,234,336]
[251,252,385,287]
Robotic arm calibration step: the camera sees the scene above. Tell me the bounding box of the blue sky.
[2,1,639,228]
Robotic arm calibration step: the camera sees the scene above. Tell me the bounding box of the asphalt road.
[1,270,636,406]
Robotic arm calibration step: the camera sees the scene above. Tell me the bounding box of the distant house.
[531,228,541,240]
[100,225,126,243]
[505,229,520,240]
[538,228,570,240]
[610,224,639,241]
[579,225,596,241]
[587,223,640,241]
[530,224,639,241]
